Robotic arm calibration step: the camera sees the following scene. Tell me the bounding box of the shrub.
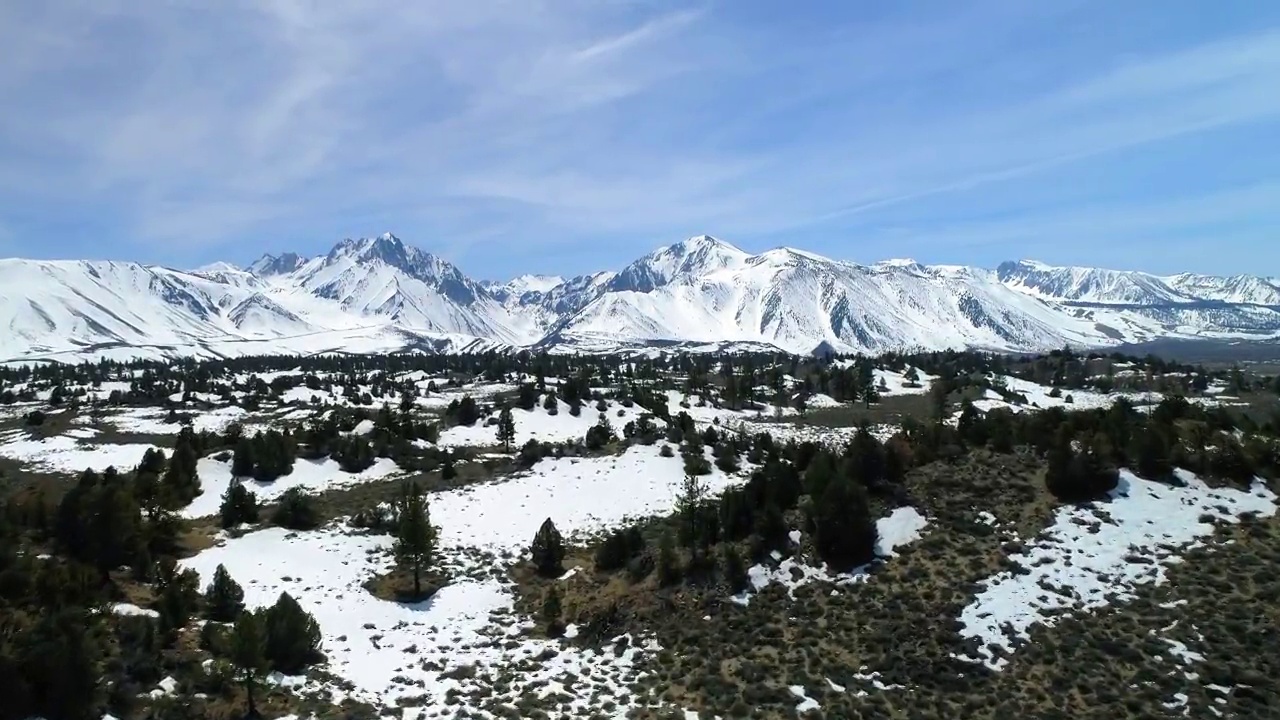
[271,488,320,530]
[594,527,645,572]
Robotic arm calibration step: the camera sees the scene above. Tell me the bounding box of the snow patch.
[956,470,1275,670]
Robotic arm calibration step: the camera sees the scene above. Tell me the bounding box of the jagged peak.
[248,251,304,277]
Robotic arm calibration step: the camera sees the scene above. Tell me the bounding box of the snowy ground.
[100,405,252,435]
[181,444,743,716]
[437,399,657,448]
[0,430,161,474]
[873,367,936,396]
[957,469,1276,670]
[182,456,404,518]
[979,375,1162,413]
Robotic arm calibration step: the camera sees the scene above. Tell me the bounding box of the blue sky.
[1,0,1277,280]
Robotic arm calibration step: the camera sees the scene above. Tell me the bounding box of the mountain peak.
[248,252,304,277]
[671,234,742,255]
[327,233,421,271]
[608,235,749,294]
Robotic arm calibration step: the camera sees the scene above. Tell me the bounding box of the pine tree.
[393,481,438,598]
[676,473,711,549]
[904,366,921,386]
[585,413,615,450]
[456,396,480,426]
[219,479,259,529]
[803,450,837,500]
[271,488,319,530]
[155,559,202,640]
[496,405,516,451]
[812,475,878,573]
[204,564,245,622]
[162,427,201,505]
[530,517,565,577]
[229,610,267,717]
[656,530,682,587]
[1131,424,1173,481]
[262,592,323,674]
[231,436,256,478]
[517,383,537,411]
[91,471,144,580]
[722,543,749,594]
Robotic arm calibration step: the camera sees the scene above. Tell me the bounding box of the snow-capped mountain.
[2,234,1278,362]
[485,274,567,301]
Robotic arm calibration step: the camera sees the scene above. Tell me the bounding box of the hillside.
[1,349,1279,719]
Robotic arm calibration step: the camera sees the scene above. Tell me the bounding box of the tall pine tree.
[496,405,516,451]
[394,481,438,598]
[229,610,267,717]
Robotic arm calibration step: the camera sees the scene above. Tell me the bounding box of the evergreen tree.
[585,413,615,450]
[812,475,878,573]
[219,479,259,529]
[162,427,201,505]
[656,530,682,587]
[271,488,319,530]
[675,473,713,549]
[456,396,480,426]
[714,441,741,473]
[530,518,565,577]
[154,559,202,641]
[228,610,267,717]
[91,470,144,580]
[722,543,749,595]
[1131,424,1174,481]
[496,405,517,451]
[393,481,438,598]
[517,383,537,411]
[803,451,837,500]
[594,528,644,571]
[204,564,245,622]
[230,436,256,478]
[262,592,323,674]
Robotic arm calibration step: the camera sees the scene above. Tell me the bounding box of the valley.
[2,348,1278,719]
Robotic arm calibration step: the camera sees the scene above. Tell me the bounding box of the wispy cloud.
[0,0,1276,277]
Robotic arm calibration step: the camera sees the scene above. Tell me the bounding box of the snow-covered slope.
[2,234,1278,362]
[547,247,1109,354]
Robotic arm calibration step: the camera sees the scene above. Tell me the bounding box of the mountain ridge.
[2,235,1278,362]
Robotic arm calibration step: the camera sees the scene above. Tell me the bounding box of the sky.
[1,0,1278,280]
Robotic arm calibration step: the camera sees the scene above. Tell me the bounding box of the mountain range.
[2,233,1279,362]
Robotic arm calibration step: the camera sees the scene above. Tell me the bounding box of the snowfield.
[182,456,404,518]
[181,444,743,714]
[102,405,251,435]
[0,431,162,474]
[957,470,1276,670]
[437,399,657,448]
